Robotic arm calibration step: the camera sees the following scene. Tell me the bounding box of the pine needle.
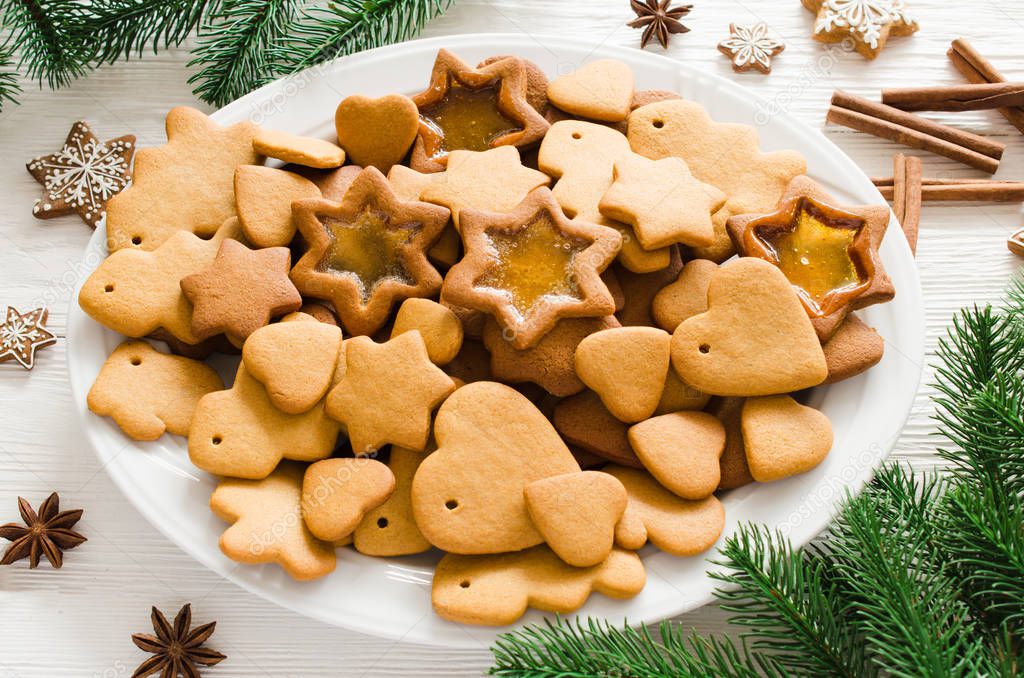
[187,0,301,107]
[0,37,21,110]
[77,0,223,63]
[0,0,92,88]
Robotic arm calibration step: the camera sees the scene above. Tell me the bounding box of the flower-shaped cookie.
[442,188,622,349]
[717,23,785,74]
[410,49,549,172]
[290,167,450,337]
[727,175,894,340]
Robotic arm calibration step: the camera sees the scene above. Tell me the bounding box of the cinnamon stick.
[902,156,922,255]
[872,176,1013,187]
[874,182,1024,202]
[892,154,908,225]
[881,82,1024,112]
[827,91,1003,173]
[948,38,1024,135]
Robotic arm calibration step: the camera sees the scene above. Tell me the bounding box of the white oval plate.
[67,33,925,647]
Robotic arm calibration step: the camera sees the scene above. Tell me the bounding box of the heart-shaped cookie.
[242,319,342,414]
[524,471,627,567]
[234,165,321,248]
[575,326,671,423]
[741,395,833,482]
[670,257,828,396]
[301,458,396,543]
[411,381,580,554]
[627,412,725,500]
[334,94,419,172]
[547,59,635,122]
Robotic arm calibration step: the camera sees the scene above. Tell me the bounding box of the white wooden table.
[1,1,1022,675]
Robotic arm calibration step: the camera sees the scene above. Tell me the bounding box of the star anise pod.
[628,0,693,49]
[0,492,86,568]
[132,604,226,678]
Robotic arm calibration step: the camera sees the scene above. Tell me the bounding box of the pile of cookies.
[79,49,895,626]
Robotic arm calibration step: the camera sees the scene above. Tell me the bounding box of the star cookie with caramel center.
[727,175,894,341]
[410,49,549,173]
[26,120,135,229]
[290,167,450,337]
[442,188,622,350]
[180,239,301,345]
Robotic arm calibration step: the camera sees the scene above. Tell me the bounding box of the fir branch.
[77,0,223,63]
[0,0,92,88]
[712,525,871,678]
[0,37,21,110]
[272,0,452,75]
[187,0,300,107]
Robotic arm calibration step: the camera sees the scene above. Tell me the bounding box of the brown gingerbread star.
[26,121,135,229]
[727,175,894,340]
[410,49,549,173]
[179,239,301,345]
[442,187,623,350]
[290,167,450,337]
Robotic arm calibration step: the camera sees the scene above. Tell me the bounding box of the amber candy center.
[755,198,866,314]
[317,206,417,301]
[475,213,585,318]
[419,80,521,156]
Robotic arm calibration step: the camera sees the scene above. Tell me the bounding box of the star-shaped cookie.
[290,167,450,337]
[26,121,135,229]
[727,175,894,340]
[325,331,456,455]
[442,188,622,350]
[180,239,301,345]
[803,0,918,60]
[717,23,786,74]
[0,307,57,370]
[410,49,549,172]
[106,107,261,251]
[418,146,551,230]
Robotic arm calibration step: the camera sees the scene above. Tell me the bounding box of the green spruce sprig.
[0,0,92,89]
[488,275,1024,677]
[78,0,223,64]
[0,37,21,108]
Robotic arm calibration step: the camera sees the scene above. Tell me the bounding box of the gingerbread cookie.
[524,471,627,567]
[335,94,419,172]
[410,50,549,173]
[253,129,345,168]
[670,257,828,396]
[655,369,710,415]
[87,340,223,441]
[575,326,672,423]
[803,0,918,60]
[717,23,786,74]
[741,395,833,482]
[210,462,336,581]
[291,164,363,202]
[706,396,755,491]
[478,55,550,116]
[325,331,455,455]
[411,381,580,553]
[418,146,551,230]
[234,165,321,247]
[300,458,395,542]
[483,315,620,397]
[106,107,261,251]
[390,298,464,366]
[727,175,894,340]
[823,314,885,383]
[0,306,57,370]
[353,446,433,557]
[290,167,449,336]
[189,364,341,479]
[242,319,342,414]
[606,465,725,556]
[443,339,493,385]
[432,545,644,626]
[442,188,621,350]
[599,154,726,250]
[613,247,684,327]
[547,60,635,122]
[651,259,716,332]
[26,120,135,228]
[552,390,643,468]
[627,412,725,500]
[79,218,242,345]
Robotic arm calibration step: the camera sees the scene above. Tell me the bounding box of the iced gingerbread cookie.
[627,412,725,500]
[242,319,343,414]
[106,107,262,251]
[670,257,828,396]
[234,165,321,247]
[524,471,628,567]
[290,167,450,336]
[442,188,621,350]
[741,395,833,482]
[802,0,918,60]
[87,340,223,441]
[411,381,580,554]
[410,49,549,173]
[353,446,433,557]
[575,326,672,423]
[432,545,645,626]
[547,59,635,122]
[211,462,336,581]
[335,94,419,172]
[300,458,396,543]
[253,129,345,168]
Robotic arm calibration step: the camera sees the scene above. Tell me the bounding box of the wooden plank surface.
[0,0,1022,675]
